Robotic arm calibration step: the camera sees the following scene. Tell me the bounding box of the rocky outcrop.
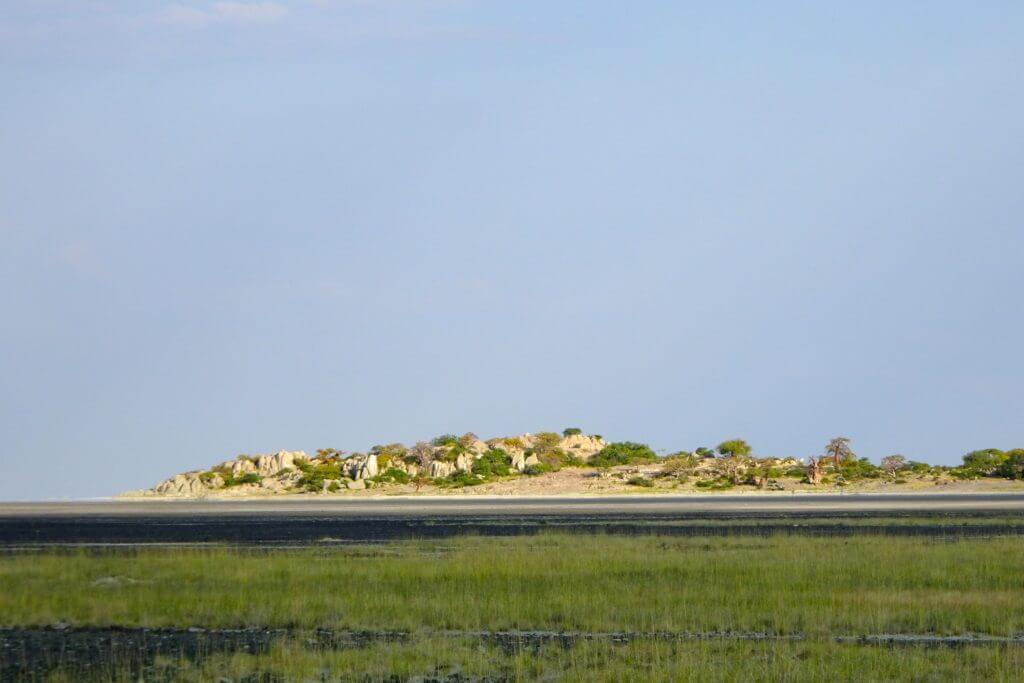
[511,452,527,472]
[455,453,474,473]
[256,451,301,476]
[429,460,456,478]
[559,434,606,460]
[154,473,207,497]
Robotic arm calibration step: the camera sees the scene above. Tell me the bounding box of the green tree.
[562,427,583,437]
[996,449,1024,480]
[716,439,752,458]
[962,448,1007,476]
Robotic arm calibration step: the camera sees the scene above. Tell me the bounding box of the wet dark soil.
[3,626,1022,680]
[4,511,1024,546]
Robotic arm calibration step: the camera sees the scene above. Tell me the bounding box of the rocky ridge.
[146,432,607,498]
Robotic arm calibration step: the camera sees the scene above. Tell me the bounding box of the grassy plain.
[3,534,1024,636]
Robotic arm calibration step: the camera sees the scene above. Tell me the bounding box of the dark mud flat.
[5,627,1023,680]
[5,513,1024,545]
[0,626,407,681]
[5,495,1024,545]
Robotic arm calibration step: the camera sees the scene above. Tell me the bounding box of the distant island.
[132,430,1024,497]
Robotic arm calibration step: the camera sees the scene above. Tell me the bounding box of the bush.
[439,471,485,488]
[472,449,513,478]
[297,462,342,491]
[224,472,262,488]
[432,434,459,447]
[962,448,1007,476]
[534,432,562,451]
[660,454,695,480]
[502,438,525,449]
[996,450,1024,480]
[839,457,882,481]
[627,476,654,488]
[784,467,807,478]
[327,481,341,492]
[561,452,586,468]
[372,468,412,485]
[562,427,583,437]
[524,463,555,476]
[695,477,734,490]
[589,442,657,468]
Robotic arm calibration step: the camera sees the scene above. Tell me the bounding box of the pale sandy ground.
[125,466,1024,500]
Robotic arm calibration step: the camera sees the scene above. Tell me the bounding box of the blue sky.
[2,2,1022,499]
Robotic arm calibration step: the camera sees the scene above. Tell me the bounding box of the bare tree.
[409,441,435,469]
[880,454,906,479]
[806,456,824,485]
[824,437,854,468]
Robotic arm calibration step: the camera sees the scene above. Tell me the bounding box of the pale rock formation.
[511,452,527,472]
[256,450,302,476]
[230,459,256,476]
[559,434,606,460]
[359,454,379,480]
[524,454,540,468]
[346,479,366,490]
[455,453,474,473]
[429,460,456,478]
[155,473,207,497]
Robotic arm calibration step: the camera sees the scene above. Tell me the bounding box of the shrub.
[627,476,654,488]
[660,454,696,480]
[561,452,586,467]
[589,442,657,468]
[502,438,525,449]
[694,447,714,458]
[370,443,408,466]
[297,462,342,491]
[224,472,262,488]
[534,432,562,451]
[784,466,807,478]
[327,481,341,492]
[838,457,882,481]
[372,468,412,485]
[472,449,513,478]
[440,471,485,488]
[996,450,1024,480]
[695,477,734,490]
[562,427,583,437]
[432,434,459,447]
[524,463,555,476]
[440,443,468,463]
[962,448,1007,476]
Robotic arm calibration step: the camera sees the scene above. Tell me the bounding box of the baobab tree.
[824,437,854,468]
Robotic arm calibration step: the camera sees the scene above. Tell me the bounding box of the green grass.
[4,534,1024,637]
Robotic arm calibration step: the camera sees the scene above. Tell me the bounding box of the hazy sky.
[2,2,1022,499]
